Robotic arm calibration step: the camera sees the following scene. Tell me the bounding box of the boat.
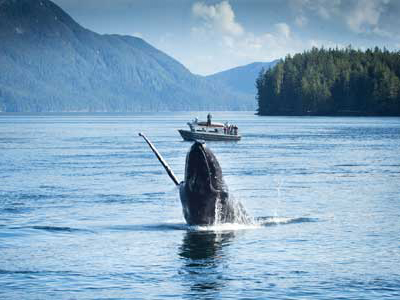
[178,116,241,141]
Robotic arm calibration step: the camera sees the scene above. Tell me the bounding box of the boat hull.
[178,129,241,141]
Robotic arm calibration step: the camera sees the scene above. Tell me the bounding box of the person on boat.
[207,113,212,126]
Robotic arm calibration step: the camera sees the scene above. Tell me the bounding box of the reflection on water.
[179,230,235,297]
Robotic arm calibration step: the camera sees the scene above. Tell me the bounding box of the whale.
[179,141,248,225]
[139,133,249,225]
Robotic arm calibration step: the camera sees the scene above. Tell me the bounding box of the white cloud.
[295,15,308,27]
[192,1,244,36]
[290,0,396,41]
[290,0,341,20]
[189,2,304,73]
[274,23,291,39]
[346,0,389,33]
[291,0,391,35]
[222,35,235,48]
[212,23,298,64]
[189,0,392,74]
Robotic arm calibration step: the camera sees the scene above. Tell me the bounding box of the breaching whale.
[139,133,249,225]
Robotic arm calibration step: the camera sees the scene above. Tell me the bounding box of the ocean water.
[0,112,399,299]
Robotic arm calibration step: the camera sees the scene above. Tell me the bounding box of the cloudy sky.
[52,0,400,75]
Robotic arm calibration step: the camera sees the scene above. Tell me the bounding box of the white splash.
[273,177,284,217]
[15,27,24,34]
[190,216,310,232]
[192,222,262,232]
[214,196,223,224]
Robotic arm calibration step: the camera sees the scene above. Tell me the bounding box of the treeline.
[256,47,400,116]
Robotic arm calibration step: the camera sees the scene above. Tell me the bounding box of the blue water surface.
[0,112,399,299]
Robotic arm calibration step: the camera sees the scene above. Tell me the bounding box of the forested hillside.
[0,0,252,112]
[256,47,400,116]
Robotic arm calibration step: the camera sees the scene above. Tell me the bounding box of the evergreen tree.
[257,47,400,116]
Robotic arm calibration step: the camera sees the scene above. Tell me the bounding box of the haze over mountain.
[206,61,278,96]
[0,0,257,112]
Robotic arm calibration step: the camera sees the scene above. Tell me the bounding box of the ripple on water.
[7,226,95,234]
[1,113,399,299]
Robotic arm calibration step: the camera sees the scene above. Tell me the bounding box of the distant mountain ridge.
[206,61,278,96]
[0,0,256,112]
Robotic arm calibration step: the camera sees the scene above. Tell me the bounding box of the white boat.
[178,117,241,141]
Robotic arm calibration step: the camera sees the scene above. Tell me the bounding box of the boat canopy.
[196,121,225,128]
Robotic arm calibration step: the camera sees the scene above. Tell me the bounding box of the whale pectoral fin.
[139,133,180,186]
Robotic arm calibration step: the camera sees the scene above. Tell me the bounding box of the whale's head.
[184,141,226,195]
[179,141,229,225]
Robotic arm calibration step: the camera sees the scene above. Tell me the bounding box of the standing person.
[207,113,212,126]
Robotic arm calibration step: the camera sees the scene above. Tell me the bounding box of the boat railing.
[188,121,239,136]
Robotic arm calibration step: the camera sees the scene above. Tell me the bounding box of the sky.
[52,0,400,75]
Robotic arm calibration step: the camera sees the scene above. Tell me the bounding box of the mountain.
[0,0,254,112]
[206,61,278,96]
